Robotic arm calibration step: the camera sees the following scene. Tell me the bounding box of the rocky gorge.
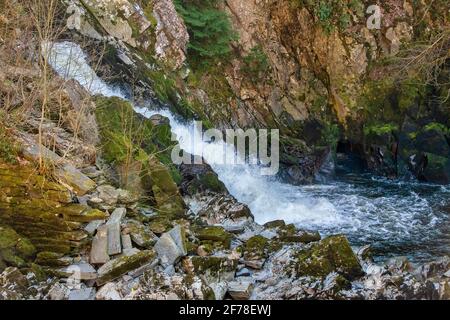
[0,0,449,301]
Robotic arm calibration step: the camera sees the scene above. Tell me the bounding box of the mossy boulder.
[95,96,185,216]
[148,216,173,235]
[97,250,157,286]
[183,256,237,282]
[195,226,233,249]
[146,158,186,218]
[35,251,70,267]
[294,235,363,280]
[125,220,157,249]
[271,223,321,244]
[244,235,269,260]
[263,220,286,229]
[0,226,36,270]
[179,162,228,196]
[422,153,450,184]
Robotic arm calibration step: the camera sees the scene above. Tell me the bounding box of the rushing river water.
[46,41,450,263]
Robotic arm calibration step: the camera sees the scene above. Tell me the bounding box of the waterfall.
[45,41,450,262]
[45,41,342,227]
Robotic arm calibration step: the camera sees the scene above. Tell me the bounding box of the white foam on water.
[42,41,125,98]
[133,106,345,228]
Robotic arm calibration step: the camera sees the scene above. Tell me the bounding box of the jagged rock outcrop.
[65,0,188,70]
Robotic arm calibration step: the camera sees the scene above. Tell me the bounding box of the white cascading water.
[45,41,450,262]
[44,41,342,227]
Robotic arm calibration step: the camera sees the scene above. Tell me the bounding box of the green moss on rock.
[295,235,363,280]
[97,250,156,286]
[196,226,233,249]
[0,225,36,268]
[187,256,238,281]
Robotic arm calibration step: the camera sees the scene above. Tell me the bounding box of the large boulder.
[154,225,187,266]
[179,161,228,196]
[294,235,363,280]
[196,195,254,233]
[182,256,238,283]
[94,96,186,218]
[397,118,450,184]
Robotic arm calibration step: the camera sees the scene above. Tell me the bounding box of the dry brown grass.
[0,0,98,176]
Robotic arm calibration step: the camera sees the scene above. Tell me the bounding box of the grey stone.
[210,282,228,300]
[163,265,175,276]
[108,207,127,223]
[154,225,187,267]
[121,234,133,250]
[96,250,156,286]
[96,282,122,300]
[48,283,68,300]
[228,281,254,300]
[122,248,141,256]
[60,263,97,280]
[84,220,105,235]
[90,225,110,265]
[106,208,127,255]
[97,185,120,206]
[167,225,187,255]
[68,287,96,300]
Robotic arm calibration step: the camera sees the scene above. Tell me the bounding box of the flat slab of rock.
[228,281,254,300]
[121,234,133,250]
[68,287,96,300]
[154,225,187,267]
[84,220,105,235]
[90,225,110,265]
[96,250,156,286]
[59,263,97,280]
[106,208,127,255]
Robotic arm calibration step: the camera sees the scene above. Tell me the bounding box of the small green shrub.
[295,0,364,34]
[424,122,450,135]
[363,123,398,136]
[174,0,238,67]
[242,46,270,81]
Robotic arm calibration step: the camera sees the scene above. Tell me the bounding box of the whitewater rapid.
[46,41,450,262]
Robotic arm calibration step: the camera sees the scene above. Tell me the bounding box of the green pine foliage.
[174,0,237,67]
[242,45,270,81]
